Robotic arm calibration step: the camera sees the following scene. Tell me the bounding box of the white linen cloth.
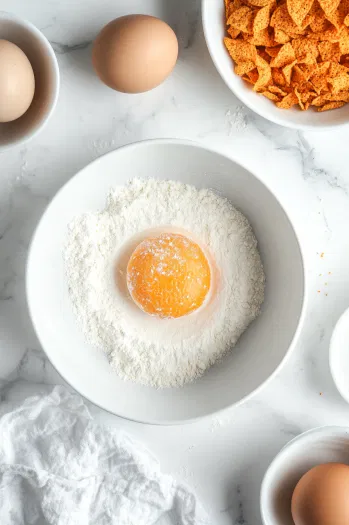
[0,386,209,525]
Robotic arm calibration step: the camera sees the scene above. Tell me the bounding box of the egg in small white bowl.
[202,0,349,130]
[0,11,59,151]
[261,426,349,525]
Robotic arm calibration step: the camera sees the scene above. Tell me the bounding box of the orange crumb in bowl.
[126,233,211,318]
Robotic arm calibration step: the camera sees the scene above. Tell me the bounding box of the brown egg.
[291,463,349,525]
[0,40,35,123]
[92,15,178,94]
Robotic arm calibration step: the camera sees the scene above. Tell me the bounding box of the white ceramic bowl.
[26,139,306,424]
[261,426,349,525]
[330,307,349,405]
[0,11,59,151]
[202,0,349,130]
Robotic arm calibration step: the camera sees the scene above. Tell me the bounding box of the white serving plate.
[26,139,306,424]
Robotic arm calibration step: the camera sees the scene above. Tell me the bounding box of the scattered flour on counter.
[226,106,247,133]
[64,178,265,388]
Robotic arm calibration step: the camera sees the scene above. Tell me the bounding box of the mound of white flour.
[64,178,265,388]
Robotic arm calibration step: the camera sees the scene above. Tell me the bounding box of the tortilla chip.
[287,0,314,27]
[235,60,257,75]
[339,30,349,54]
[294,87,305,109]
[298,53,318,65]
[301,11,316,29]
[328,61,349,77]
[254,54,272,91]
[299,63,319,78]
[310,4,331,33]
[248,28,276,46]
[276,91,299,108]
[253,6,271,34]
[265,45,281,57]
[307,26,342,42]
[316,61,331,75]
[270,4,305,33]
[311,94,329,105]
[269,84,288,95]
[282,60,297,84]
[258,49,272,62]
[317,0,340,18]
[224,37,257,62]
[292,38,319,60]
[262,90,280,101]
[247,0,273,6]
[228,26,241,38]
[317,101,345,110]
[274,28,291,43]
[270,42,296,67]
[318,41,341,61]
[327,89,349,101]
[272,67,287,86]
[328,74,349,93]
[227,6,255,33]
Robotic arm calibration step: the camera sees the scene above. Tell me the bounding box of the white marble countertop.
[1,1,349,523]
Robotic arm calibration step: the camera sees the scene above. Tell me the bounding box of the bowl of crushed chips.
[202,0,349,129]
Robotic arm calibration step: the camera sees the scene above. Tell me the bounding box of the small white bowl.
[261,426,349,525]
[0,11,59,151]
[330,307,349,405]
[202,0,349,130]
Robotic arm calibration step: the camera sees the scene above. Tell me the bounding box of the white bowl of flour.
[27,139,306,424]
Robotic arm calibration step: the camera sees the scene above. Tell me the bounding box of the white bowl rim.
[201,0,349,131]
[260,424,349,524]
[0,10,60,151]
[329,306,349,405]
[26,138,308,425]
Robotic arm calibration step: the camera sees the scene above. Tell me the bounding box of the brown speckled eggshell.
[92,14,178,94]
[291,463,349,525]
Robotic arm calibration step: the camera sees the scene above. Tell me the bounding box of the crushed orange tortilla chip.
[317,101,345,110]
[254,54,272,91]
[292,39,319,59]
[271,4,305,34]
[339,30,349,54]
[224,37,257,61]
[270,42,296,67]
[262,90,280,101]
[276,91,299,108]
[329,74,349,92]
[247,0,274,6]
[318,0,340,18]
[249,28,276,46]
[265,45,281,57]
[223,0,349,112]
[274,28,291,43]
[282,60,297,84]
[318,41,341,61]
[253,6,271,34]
[269,84,288,95]
[227,6,254,33]
[235,60,256,75]
[228,26,241,38]
[287,0,314,27]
